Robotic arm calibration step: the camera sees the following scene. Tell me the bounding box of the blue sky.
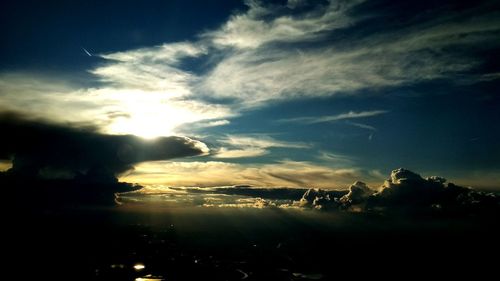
[1,0,499,189]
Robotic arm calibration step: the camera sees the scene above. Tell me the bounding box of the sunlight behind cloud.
[1,0,499,190]
[0,75,232,138]
[95,88,230,138]
[102,90,218,138]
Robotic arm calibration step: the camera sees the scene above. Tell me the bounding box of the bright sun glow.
[103,90,212,139]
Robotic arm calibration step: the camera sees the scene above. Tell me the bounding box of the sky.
[1,0,499,190]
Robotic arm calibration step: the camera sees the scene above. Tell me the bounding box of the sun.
[108,115,172,139]
[103,90,200,139]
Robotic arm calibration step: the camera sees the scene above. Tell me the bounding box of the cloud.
[367,169,470,209]
[317,151,354,162]
[0,73,232,138]
[278,110,387,124]
[199,1,500,106]
[121,167,499,215]
[204,0,361,49]
[0,113,210,207]
[339,181,375,205]
[94,42,204,93]
[214,147,268,158]
[213,134,310,158]
[345,122,377,131]
[297,181,375,210]
[0,112,208,181]
[219,135,309,149]
[298,188,346,210]
[299,168,500,214]
[120,160,372,189]
[1,1,498,137]
[205,120,230,127]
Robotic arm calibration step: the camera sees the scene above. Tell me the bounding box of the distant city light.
[133,263,146,271]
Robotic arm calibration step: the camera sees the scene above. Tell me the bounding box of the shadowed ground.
[5,202,500,280]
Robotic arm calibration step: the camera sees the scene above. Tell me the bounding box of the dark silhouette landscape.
[2,0,500,280]
[3,160,500,280]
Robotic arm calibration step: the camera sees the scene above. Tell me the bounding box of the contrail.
[82,47,92,57]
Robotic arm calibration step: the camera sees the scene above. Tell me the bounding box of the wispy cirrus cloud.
[204,0,363,49]
[220,134,310,149]
[2,0,499,137]
[213,134,310,158]
[346,122,378,131]
[317,151,356,166]
[278,110,387,124]
[0,73,231,138]
[198,0,500,107]
[120,160,379,189]
[92,42,204,94]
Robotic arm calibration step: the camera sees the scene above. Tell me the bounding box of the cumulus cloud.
[121,167,499,215]
[316,151,359,169]
[298,168,500,214]
[219,135,309,149]
[366,168,487,211]
[2,0,499,207]
[168,185,308,201]
[122,185,312,208]
[296,181,375,210]
[339,181,375,205]
[298,188,346,210]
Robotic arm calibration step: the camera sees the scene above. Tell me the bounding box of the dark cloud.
[366,168,500,214]
[299,168,500,215]
[0,111,208,206]
[161,168,500,215]
[298,188,346,210]
[169,185,312,201]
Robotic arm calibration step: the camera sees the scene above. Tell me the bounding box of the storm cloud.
[0,112,209,206]
[0,112,208,178]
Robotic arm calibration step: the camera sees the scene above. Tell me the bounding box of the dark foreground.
[6,204,500,280]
